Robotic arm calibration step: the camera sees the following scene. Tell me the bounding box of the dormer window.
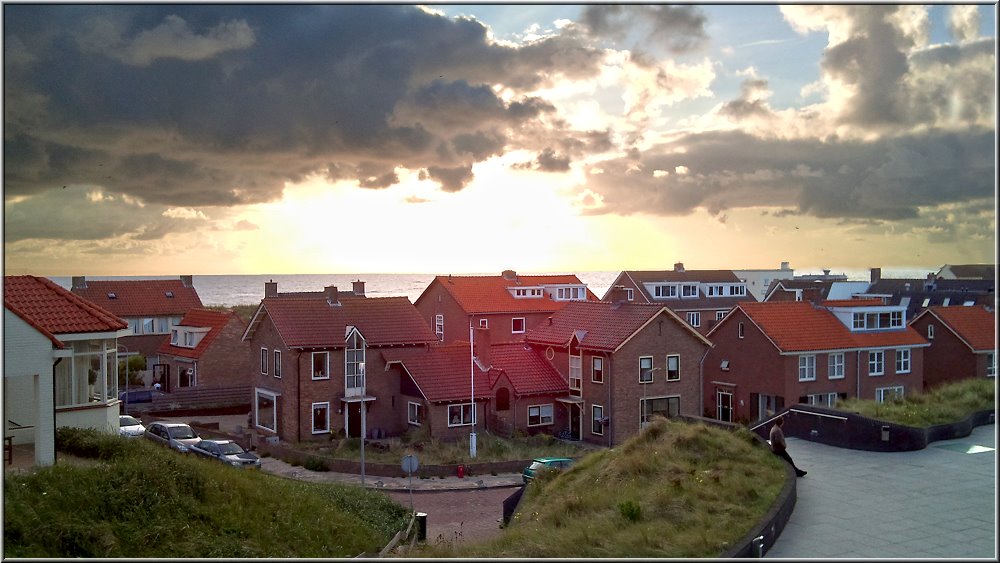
[681,284,699,298]
[851,310,904,331]
[165,291,174,298]
[554,286,586,301]
[653,285,677,299]
[107,292,117,299]
[512,287,544,298]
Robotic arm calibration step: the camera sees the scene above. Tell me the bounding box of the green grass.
[411,418,787,558]
[837,378,995,427]
[3,428,409,558]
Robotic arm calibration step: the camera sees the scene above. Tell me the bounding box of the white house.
[4,275,131,466]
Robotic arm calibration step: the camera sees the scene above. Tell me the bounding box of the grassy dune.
[838,377,995,427]
[3,428,409,558]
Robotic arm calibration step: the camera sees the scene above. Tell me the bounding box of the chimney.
[325,285,340,306]
[606,285,630,304]
[780,261,790,271]
[473,326,491,368]
[674,262,685,272]
[71,276,87,290]
[547,316,553,326]
[501,269,517,281]
[870,268,881,284]
[823,269,831,276]
[352,279,365,297]
[265,280,278,298]
[180,275,193,288]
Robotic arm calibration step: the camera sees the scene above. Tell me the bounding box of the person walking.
[769,416,807,477]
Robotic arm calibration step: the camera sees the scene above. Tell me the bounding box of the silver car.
[118,415,146,438]
[143,422,201,453]
[189,439,261,469]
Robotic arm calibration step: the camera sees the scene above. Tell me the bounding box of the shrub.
[304,457,329,472]
[618,500,643,523]
[55,427,130,461]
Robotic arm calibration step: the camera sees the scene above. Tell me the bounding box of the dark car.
[522,457,574,483]
[144,422,201,453]
[189,439,261,469]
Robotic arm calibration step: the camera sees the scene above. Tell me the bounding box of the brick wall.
[911,314,980,390]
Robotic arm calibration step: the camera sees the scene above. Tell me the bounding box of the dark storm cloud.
[3,4,607,240]
[579,5,708,54]
[514,148,571,172]
[719,78,775,120]
[583,129,995,221]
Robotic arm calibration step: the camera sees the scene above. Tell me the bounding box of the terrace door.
[346,403,361,438]
[716,390,734,422]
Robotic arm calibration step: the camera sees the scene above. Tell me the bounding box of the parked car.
[189,439,261,469]
[522,457,574,483]
[144,421,201,453]
[118,415,146,438]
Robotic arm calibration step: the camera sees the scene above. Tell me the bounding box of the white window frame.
[666,354,680,381]
[312,351,330,380]
[448,403,474,427]
[716,310,726,321]
[869,351,885,376]
[895,348,911,374]
[260,348,268,375]
[479,318,488,328]
[407,402,423,426]
[435,314,444,341]
[876,386,904,403]
[639,356,654,383]
[625,288,634,301]
[654,285,677,299]
[807,393,839,407]
[738,322,745,339]
[527,404,554,427]
[681,284,698,298]
[345,332,365,392]
[142,318,155,334]
[987,353,995,378]
[927,324,934,339]
[273,350,282,379]
[686,311,701,328]
[311,402,330,434]
[591,404,604,436]
[592,356,604,384]
[512,317,526,334]
[798,355,816,381]
[170,329,179,345]
[828,353,845,380]
[569,353,582,394]
[255,388,278,432]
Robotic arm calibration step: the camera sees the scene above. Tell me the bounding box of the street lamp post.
[360,363,367,486]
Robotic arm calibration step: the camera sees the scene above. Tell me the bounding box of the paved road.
[766,424,996,558]
[380,487,516,547]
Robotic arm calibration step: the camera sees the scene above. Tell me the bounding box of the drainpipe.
[296,349,301,444]
[52,358,62,465]
[856,351,861,399]
[606,353,612,448]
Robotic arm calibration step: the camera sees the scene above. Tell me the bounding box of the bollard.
[751,535,765,557]
[415,512,427,542]
[457,464,465,478]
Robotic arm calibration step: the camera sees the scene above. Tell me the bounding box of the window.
[625,288,634,301]
[273,350,281,378]
[852,313,865,330]
[921,297,931,308]
[738,322,745,339]
[798,355,816,381]
[895,348,911,374]
[641,396,680,426]
[720,359,730,371]
[312,351,330,380]
[666,354,680,381]
[142,318,155,334]
[686,312,701,327]
[569,353,582,395]
[345,332,365,390]
[555,286,586,301]
[260,348,268,375]
[157,318,170,333]
[512,317,526,334]
[312,402,330,434]
[183,332,196,347]
[407,402,424,425]
[707,284,724,296]
[807,393,839,407]
[435,314,444,341]
[927,324,934,339]
[681,284,698,297]
[654,285,677,298]
[716,310,726,321]
[731,285,746,296]
[942,297,950,306]
[592,405,605,435]
[876,386,904,403]
[828,353,845,379]
[592,357,604,383]
[170,329,179,345]
[448,403,475,427]
[527,404,553,426]
[479,318,488,328]
[869,351,884,376]
[255,390,276,432]
[639,356,653,383]
[987,353,995,378]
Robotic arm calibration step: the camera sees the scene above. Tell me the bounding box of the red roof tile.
[488,342,568,396]
[255,296,438,348]
[416,274,598,314]
[72,279,202,317]
[734,301,927,353]
[4,275,128,344]
[382,343,491,402]
[156,308,242,359]
[925,306,995,352]
[526,301,708,351]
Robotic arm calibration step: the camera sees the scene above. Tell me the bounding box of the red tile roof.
[72,279,202,317]
[526,301,710,351]
[732,301,927,353]
[488,342,568,396]
[252,296,438,348]
[923,306,995,352]
[382,343,492,402]
[4,275,127,346]
[156,308,242,359]
[416,274,598,314]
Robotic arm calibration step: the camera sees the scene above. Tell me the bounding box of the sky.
[3,4,996,276]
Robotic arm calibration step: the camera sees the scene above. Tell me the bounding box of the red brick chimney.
[674,262,685,272]
[605,285,630,304]
[265,280,278,298]
[325,285,340,306]
[352,280,365,297]
[473,326,491,368]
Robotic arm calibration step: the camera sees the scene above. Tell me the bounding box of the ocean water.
[48,267,935,307]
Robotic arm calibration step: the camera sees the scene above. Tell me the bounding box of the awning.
[555,396,585,404]
[340,395,377,403]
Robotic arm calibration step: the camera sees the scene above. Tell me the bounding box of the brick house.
[524,297,713,447]
[703,299,929,424]
[602,263,757,335]
[909,306,996,389]
[863,269,994,322]
[154,308,251,391]
[240,282,438,443]
[413,270,598,344]
[70,276,203,363]
[382,329,569,441]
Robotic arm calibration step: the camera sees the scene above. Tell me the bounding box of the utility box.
[415,512,427,542]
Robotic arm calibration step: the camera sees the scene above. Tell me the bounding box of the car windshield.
[120,416,140,426]
[529,461,546,470]
[168,426,197,439]
[218,442,244,455]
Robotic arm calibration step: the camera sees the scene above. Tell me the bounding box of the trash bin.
[456,464,465,478]
[415,512,427,542]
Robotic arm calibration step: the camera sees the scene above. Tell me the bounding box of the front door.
[716,390,733,422]
[570,404,581,440]
[346,402,361,438]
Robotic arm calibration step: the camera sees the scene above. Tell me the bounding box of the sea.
[47,267,936,307]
